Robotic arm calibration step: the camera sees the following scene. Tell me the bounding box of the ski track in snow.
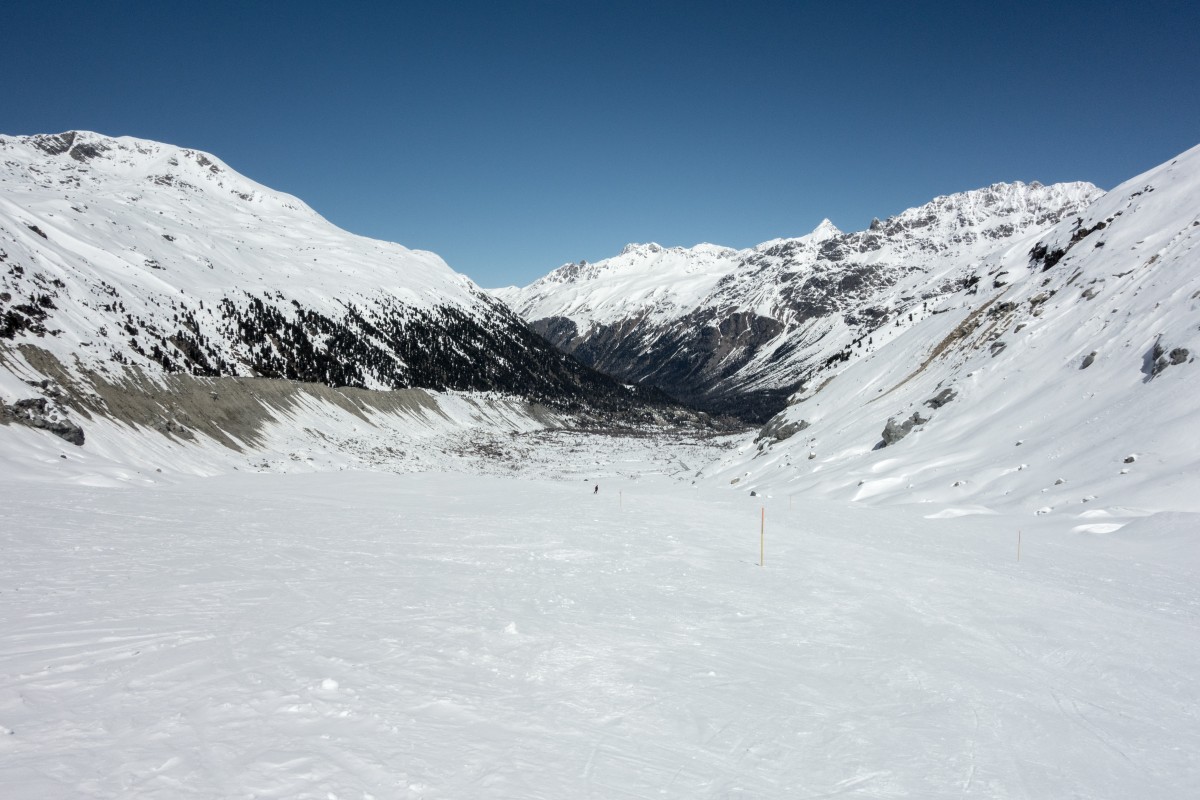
[1,435,1198,799]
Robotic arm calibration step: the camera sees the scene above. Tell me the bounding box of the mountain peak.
[619,242,664,256]
[809,218,842,241]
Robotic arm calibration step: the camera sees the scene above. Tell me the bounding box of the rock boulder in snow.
[756,414,809,443]
[880,412,928,447]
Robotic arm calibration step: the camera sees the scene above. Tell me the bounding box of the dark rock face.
[528,316,580,349]
[2,397,85,445]
[30,131,110,163]
[533,308,800,422]
[1080,351,1097,369]
[1029,219,1108,272]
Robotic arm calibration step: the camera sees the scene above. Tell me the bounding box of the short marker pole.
[760,507,765,567]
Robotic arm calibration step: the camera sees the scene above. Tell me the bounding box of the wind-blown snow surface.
[3,451,1198,799]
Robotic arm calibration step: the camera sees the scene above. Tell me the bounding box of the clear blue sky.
[4,1,1198,287]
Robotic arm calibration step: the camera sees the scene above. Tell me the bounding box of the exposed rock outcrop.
[925,388,957,409]
[2,396,84,445]
[1147,338,1191,378]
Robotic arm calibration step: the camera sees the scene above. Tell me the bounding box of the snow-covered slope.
[0,132,690,453]
[711,143,1200,516]
[500,182,1101,420]
[0,131,482,372]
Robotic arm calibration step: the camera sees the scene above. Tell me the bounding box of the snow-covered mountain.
[0,132,693,450]
[3,135,1198,799]
[499,181,1101,421]
[710,143,1200,516]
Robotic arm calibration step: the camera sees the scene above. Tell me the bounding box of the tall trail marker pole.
[760,507,765,567]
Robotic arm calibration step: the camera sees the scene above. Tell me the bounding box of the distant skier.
[593,484,599,494]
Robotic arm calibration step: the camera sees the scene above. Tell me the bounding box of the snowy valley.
[2,133,1199,799]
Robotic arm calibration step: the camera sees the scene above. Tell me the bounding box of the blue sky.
[4,1,1198,287]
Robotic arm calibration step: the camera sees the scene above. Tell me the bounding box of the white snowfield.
[2,438,1198,800]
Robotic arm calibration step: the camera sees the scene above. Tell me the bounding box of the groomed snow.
[2,438,1197,798]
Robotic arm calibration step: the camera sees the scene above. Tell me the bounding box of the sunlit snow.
[2,431,1198,798]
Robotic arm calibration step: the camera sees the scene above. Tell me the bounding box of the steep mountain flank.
[0,132,700,449]
[500,183,1101,421]
[709,143,1200,515]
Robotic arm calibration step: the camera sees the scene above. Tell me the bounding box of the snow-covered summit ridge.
[809,217,842,240]
[512,216,854,328]
[887,180,1098,229]
[505,179,1100,326]
[2,131,317,218]
[752,218,842,252]
[0,130,464,301]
